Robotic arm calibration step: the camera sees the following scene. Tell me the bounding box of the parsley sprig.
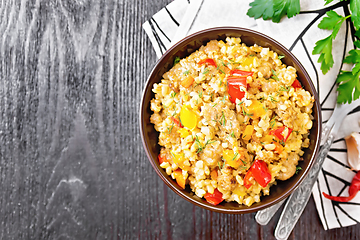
[337,49,360,103]
[247,0,300,23]
[312,10,350,75]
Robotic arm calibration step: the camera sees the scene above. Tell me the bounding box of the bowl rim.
[139,26,322,214]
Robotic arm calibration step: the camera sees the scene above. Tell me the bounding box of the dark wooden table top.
[0,0,359,239]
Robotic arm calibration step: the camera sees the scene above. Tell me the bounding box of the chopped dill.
[170,92,177,98]
[279,85,290,92]
[240,158,247,165]
[195,136,216,154]
[231,152,239,161]
[239,165,247,170]
[218,161,222,170]
[183,70,190,75]
[269,95,278,103]
[168,122,174,134]
[218,160,226,170]
[241,105,253,117]
[220,60,229,67]
[202,68,209,75]
[220,111,226,126]
[271,69,279,81]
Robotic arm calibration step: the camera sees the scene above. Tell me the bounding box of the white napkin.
[143,0,360,230]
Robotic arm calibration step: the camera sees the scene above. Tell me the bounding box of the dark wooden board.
[0,0,359,239]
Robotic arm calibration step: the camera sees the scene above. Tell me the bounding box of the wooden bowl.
[139,27,321,214]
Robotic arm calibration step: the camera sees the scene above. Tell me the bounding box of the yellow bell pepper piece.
[173,169,187,189]
[261,135,275,144]
[177,128,190,138]
[233,186,247,197]
[222,149,244,169]
[245,100,266,119]
[180,105,198,130]
[181,76,194,88]
[171,151,190,171]
[242,56,256,68]
[242,125,254,141]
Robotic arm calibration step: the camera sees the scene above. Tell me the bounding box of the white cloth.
[143,0,360,230]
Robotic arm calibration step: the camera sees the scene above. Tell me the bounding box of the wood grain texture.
[0,0,359,239]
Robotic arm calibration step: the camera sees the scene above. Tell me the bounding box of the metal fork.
[255,97,360,239]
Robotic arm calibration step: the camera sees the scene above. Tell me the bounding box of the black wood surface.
[0,0,359,239]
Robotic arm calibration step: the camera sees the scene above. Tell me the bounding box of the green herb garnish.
[336,49,360,104]
[195,136,216,153]
[271,69,279,81]
[173,56,180,66]
[241,105,253,117]
[220,111,226,126]
[247,0,300,23]
[168,122,174,134]
[170,92,177,98]
[203,68,209,75]
[269,95,278,103]
[279,85,290,92]
[231,152,239,161]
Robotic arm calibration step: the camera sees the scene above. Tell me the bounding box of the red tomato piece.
[291,79,302,89]
[244,160,272,189]
[251,160,272,188]
[204,188,224,205]
[269,126,293,143]
[244,170,253,189]
[227,76,247,103]
[158,153,168,164]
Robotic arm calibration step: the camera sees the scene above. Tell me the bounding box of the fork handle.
[274,134,334,240]
[255,199,285,225]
